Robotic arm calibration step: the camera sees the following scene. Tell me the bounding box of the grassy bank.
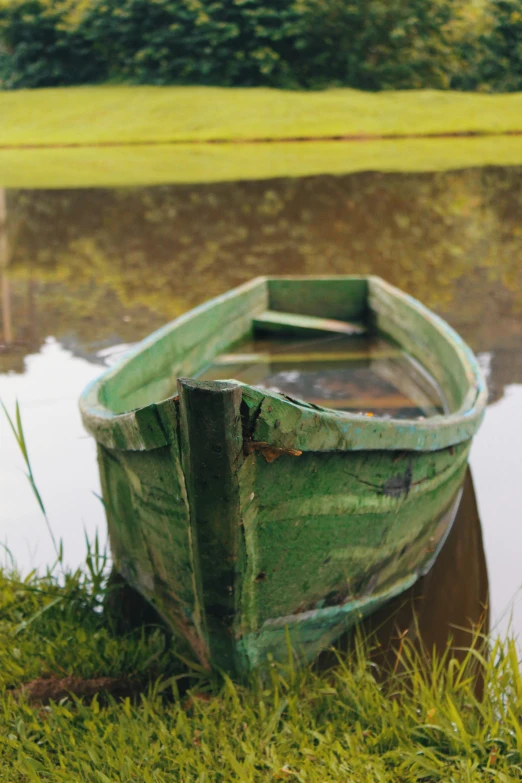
[2,86,522,148]
[2,136,522,190]
[2,86,522,189]
[0,563,520,782]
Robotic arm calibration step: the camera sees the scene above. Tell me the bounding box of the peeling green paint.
[80,276,486,676]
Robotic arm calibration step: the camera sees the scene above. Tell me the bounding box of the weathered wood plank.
[268,276,369,321]
[213,348,401,364]
[96,439,209,666]
[253,310,365,337]
[79,391,174,451]
[80,278,268,448]
[100,277,268,414]
[368,276,485,414]
[178,378,244,673]
[236,443,468,669]
[241,382,483,452]
[237,441,468,626]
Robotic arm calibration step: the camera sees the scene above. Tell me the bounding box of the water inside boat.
[197,332,447,419]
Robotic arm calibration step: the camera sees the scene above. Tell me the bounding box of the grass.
[1,86,522,189]
[3,86,522,147]
[2,561,522,782]
[2,402,522,782]
[2,136,522,189]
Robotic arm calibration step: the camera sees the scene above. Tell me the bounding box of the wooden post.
[0,189,12,346]
[26,278,37,344]
[177,378,244,673]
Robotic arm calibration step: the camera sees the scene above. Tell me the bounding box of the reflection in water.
[0,340,105,570]
[0,167,520,636]
[2,168,522,395]
[2,169,522,395]
[1,189,12,348]
[470,386,522,638]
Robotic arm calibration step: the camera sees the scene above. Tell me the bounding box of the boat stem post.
[177,378,244,674]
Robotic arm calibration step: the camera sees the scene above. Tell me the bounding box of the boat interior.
[95,276,479,421]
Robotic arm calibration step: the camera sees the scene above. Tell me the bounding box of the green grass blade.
[2,399,60,560]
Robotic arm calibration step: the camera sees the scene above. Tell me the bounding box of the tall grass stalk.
[1,400,61,561]
[1,400,113,617]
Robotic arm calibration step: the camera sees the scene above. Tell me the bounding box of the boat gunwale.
[79,275,487,453]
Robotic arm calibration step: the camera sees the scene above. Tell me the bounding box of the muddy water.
[198,332,446,418]
[1,167,521,640]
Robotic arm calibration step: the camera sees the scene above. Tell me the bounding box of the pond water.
[1,167,521,642]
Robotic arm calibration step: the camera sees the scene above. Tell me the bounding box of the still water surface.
[198,332,446,418]
[1,167,521,639]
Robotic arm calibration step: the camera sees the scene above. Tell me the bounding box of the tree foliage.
[2,0,521,91]
[0,0,104,88]
[477,0,522,91]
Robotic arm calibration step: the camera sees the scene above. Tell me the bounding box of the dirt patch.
[13,676,141,705]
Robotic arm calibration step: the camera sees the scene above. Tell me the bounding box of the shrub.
[74,0,470,89]
[1,0,522,92]
[478,0,522,91]
[77,0,304,87]
[0,0,464,90]
[0,0,105,88]
[290,0,460,90]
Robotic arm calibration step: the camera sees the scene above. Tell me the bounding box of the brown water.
[1,167,521,640]
[198,332,445,417]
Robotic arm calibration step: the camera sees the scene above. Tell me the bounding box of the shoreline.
[3,135,522,189]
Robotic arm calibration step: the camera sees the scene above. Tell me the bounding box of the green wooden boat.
[80,276,487,676]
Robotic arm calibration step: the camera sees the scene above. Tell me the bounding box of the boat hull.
[97,386,469,676]
[81,276,486,676]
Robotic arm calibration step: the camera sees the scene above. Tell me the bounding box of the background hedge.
[1,0,521,91]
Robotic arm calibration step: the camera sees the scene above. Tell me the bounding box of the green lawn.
[2,135,522,189]
[2,86,522,188]
[2,85,522,146]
